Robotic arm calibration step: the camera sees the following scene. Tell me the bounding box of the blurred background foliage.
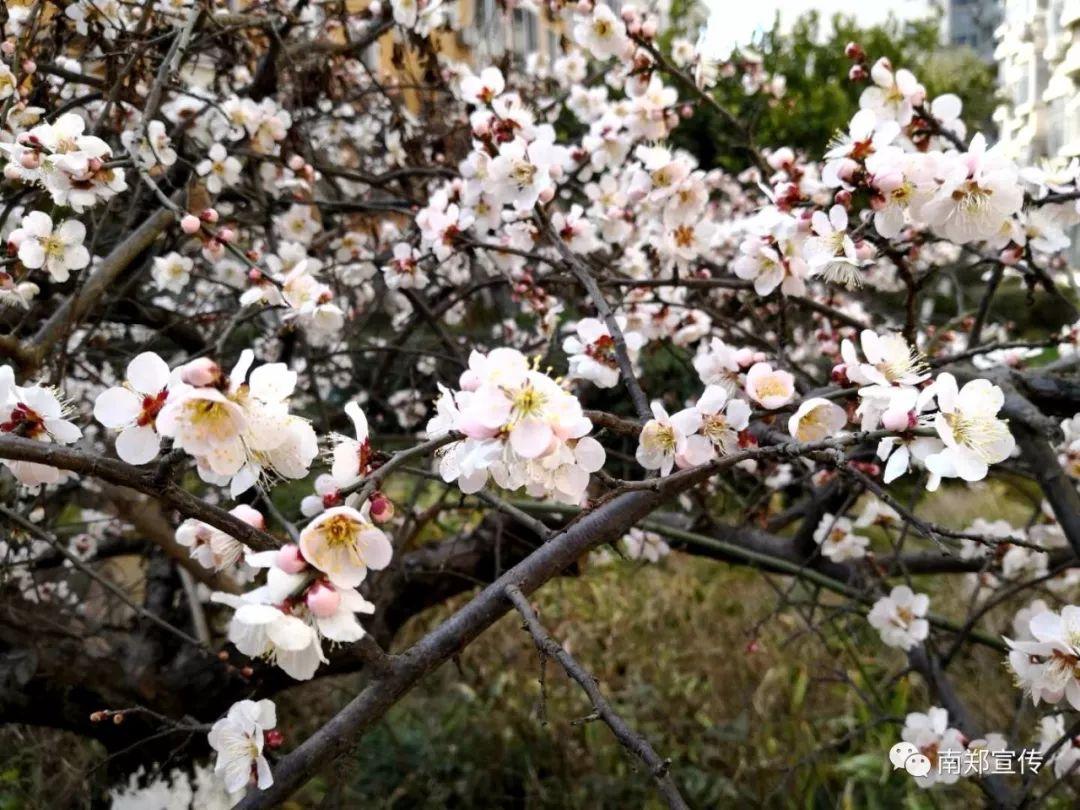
[673,11,998,171]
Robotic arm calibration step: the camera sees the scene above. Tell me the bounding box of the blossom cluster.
[426,348,606,503]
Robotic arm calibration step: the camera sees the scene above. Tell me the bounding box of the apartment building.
[993,0,1080,163]
[943,0,1003,61]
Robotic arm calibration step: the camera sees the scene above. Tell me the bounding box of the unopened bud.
[275,543,308,574]
[179,357,222,387]
[200,208,219,223]
[844,42,864,61]
[180,214,201,234]
[881,409,912,432]
[848,64,868,82]
[264,729,285,749]
[305,581,341,617]
[370,493,394,523]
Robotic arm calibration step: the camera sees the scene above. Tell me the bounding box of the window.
[511,8,539,54]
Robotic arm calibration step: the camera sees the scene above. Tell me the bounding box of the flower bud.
[288,155,305,171]
[180,214,201,234]
[264,729,285,749]
[881,409,912,432]
[305,581,341,617]
[179,357,222,387]
[370,493,394,523]
[200,208,219,223]
[830,363,850,386]
[1000,245,1023,265]
[217,227,235,243]
[848,64,868,82]
[230,504,265,530]
[275,543,308,574]
[844,42,864,61]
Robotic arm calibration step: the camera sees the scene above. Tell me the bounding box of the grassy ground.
[0,478,1068,808]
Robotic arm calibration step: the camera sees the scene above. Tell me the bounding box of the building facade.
[943,0,1003,61]
[993,0,1080,163]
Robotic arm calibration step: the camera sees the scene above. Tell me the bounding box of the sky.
[700,0,939,58]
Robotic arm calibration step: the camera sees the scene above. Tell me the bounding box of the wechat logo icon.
[889,741,932,777]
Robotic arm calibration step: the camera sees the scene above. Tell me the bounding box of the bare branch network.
[1,0,1080,807]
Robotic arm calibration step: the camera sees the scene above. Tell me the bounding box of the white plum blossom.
[813,514,869,562]
[176,505,263,570]
[10,211,90,283]
[868,585,930,650]
[156,351,318,496]
[151,251,193,292]
[636,400,702,476]
[574,4,629,61]
[1007,605,1080,711]
[900,707,966,788]
[804,205,865,288]
[0,366,82,487]
[686,385,751,460]
[196,143,243,194]
[93,352,171,464]
[744,363,795,410]
[622,528,670,563]
[924,373,1014,488]
[298,504,393,589]
[330,401,372,487]
[563,317,645,389]
[207,699,277,796]
[788,397,847,443]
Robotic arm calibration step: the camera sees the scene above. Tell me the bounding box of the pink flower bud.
[0,42,14,56]
[733,348,756,367]
[200,208,219,223]
[230,504,265,530]
[834,189,852,207]
[179,357,222,387]
[640,18,657,38]
[844,42,864,61]
[881,409,913,432]
[287,155,305,171]
[180,214,201,234]
[22,59,35,74]
[1000,245,1023,265]
[848,65,868,82]
[830,364,850,386]
[264,729,284,749]
[370,494,394,523]
[305,581,341,617]
[19,151,39,170]
[276,544,308,574]
[368,0,382,16]
[217,227,235,243]
[538,187,555,204]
